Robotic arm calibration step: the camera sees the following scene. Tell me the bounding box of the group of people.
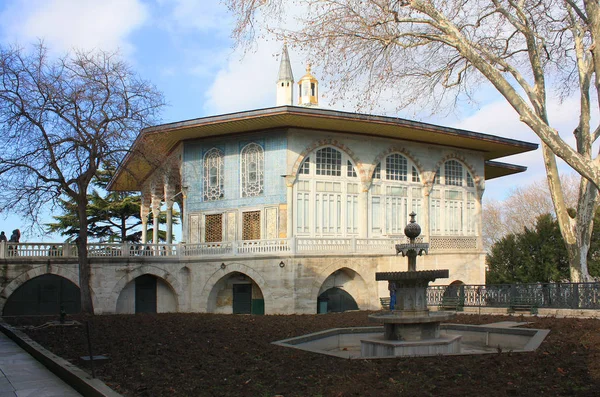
[0,229,21,256]
[0,229,20,243]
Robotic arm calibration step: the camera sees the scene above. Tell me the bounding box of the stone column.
[151,193,161,245]
[358,182,370,238]
[140,188,151,244]
[285,176,295,238]
[164,183,176,244]
[476,179,485,251]
[422,186,431,242]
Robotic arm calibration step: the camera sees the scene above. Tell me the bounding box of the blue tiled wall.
[183,131,287,212]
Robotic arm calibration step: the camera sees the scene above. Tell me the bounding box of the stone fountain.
[361,212,462,357]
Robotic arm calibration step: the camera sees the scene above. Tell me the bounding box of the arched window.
[430,159,477,235]
[241,143,264,197]
[316,147,341,176]
[203,148,224,201]
[294,147,358,236]
[370,153,422,236]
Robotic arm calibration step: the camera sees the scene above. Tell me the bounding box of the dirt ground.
[7,312,600,397]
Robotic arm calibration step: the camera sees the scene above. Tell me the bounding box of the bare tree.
[483,174,580,250]
[227,0,600,281]
[0,44,165,313]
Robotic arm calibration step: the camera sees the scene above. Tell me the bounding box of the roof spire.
[278,43,294,82]
[276,43,294,106]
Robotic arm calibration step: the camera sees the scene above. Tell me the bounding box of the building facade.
[0,47,537,316]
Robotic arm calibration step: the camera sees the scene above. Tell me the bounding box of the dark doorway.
[3,274,81,316]
[317,287,358,313]
[135,275,157,313]
[233,284,252,314]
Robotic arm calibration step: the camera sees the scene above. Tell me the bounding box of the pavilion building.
[103,44,537,315]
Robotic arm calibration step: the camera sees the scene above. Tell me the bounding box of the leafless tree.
[0,44,165,313]
[483,174,579,250]
[228,0,600,281]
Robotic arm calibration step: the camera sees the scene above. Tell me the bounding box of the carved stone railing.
[0,236,481,259]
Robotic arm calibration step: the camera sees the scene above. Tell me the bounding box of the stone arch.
[0,265,100,314]
[290,138,364,181]
[108,265,183,313]
[309,261,374,311]
[198,262,272,314]
[368,147,425,183]
[430,153,482,192]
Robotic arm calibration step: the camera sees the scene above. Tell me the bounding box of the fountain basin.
[369,310,456,341]
[272,323,549,359]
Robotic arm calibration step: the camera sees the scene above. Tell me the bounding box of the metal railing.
[427,282,600,310]
[0,235,481,259]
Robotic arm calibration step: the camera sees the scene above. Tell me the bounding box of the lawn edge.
[0,320,122,397]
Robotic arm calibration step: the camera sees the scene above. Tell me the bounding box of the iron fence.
[427,282,600,310]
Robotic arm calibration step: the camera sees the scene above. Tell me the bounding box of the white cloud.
[204,40,284,114]
[157,0,231,34]
[0,0,148,53]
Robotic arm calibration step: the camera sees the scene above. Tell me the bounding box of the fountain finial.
[404,212,421,241]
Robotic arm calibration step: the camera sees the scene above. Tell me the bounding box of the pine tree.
[47,164,178,243]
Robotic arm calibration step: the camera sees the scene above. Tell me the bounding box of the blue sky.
[0,0,586,241]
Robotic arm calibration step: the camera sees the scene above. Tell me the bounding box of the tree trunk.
[77,200,94,314]
[543,144,595,282]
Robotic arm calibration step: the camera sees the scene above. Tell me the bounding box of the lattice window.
[444,160,463,186]
[203,148,224,201]
[242,211,261,240]
[386,154,408,181]
[241,143,264,197]
[299,157,310,174]
[316,147,341,176]
[347,160,357,177]
[205,214,223,242]
[412,166,420,182]
[372,163,381,179]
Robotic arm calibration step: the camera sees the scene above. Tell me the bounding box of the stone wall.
[0,251,483,315]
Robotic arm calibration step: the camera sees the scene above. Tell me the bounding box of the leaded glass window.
[467,172,475,187]
[373,163,381,179]
[412,166,420,182]
[241,143,264,197]
[299,157,310,174]
[203,148,224,201]
[386,154,408,181]
[316,147,341,176]
[445,160,463,186]
[347,160,357,177]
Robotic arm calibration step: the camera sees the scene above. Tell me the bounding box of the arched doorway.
[317,287,358,313]
[207,272,265,315]
[316,268,365,313]
[116,274,178,314]
[3,274,81,316]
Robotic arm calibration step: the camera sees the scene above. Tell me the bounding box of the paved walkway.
[0,332,81,397]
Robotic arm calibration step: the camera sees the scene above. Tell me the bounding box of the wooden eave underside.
[110,106,537,191]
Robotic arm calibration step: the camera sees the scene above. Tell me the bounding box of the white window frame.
[369,154,423,237]
[294,146,359,237]
[430,159,478,236]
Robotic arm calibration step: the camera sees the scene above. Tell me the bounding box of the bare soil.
[7,312,600,397]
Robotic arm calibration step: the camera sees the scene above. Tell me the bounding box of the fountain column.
[362,212,462,356]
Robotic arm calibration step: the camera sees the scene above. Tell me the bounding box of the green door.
[233,284,252,314]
